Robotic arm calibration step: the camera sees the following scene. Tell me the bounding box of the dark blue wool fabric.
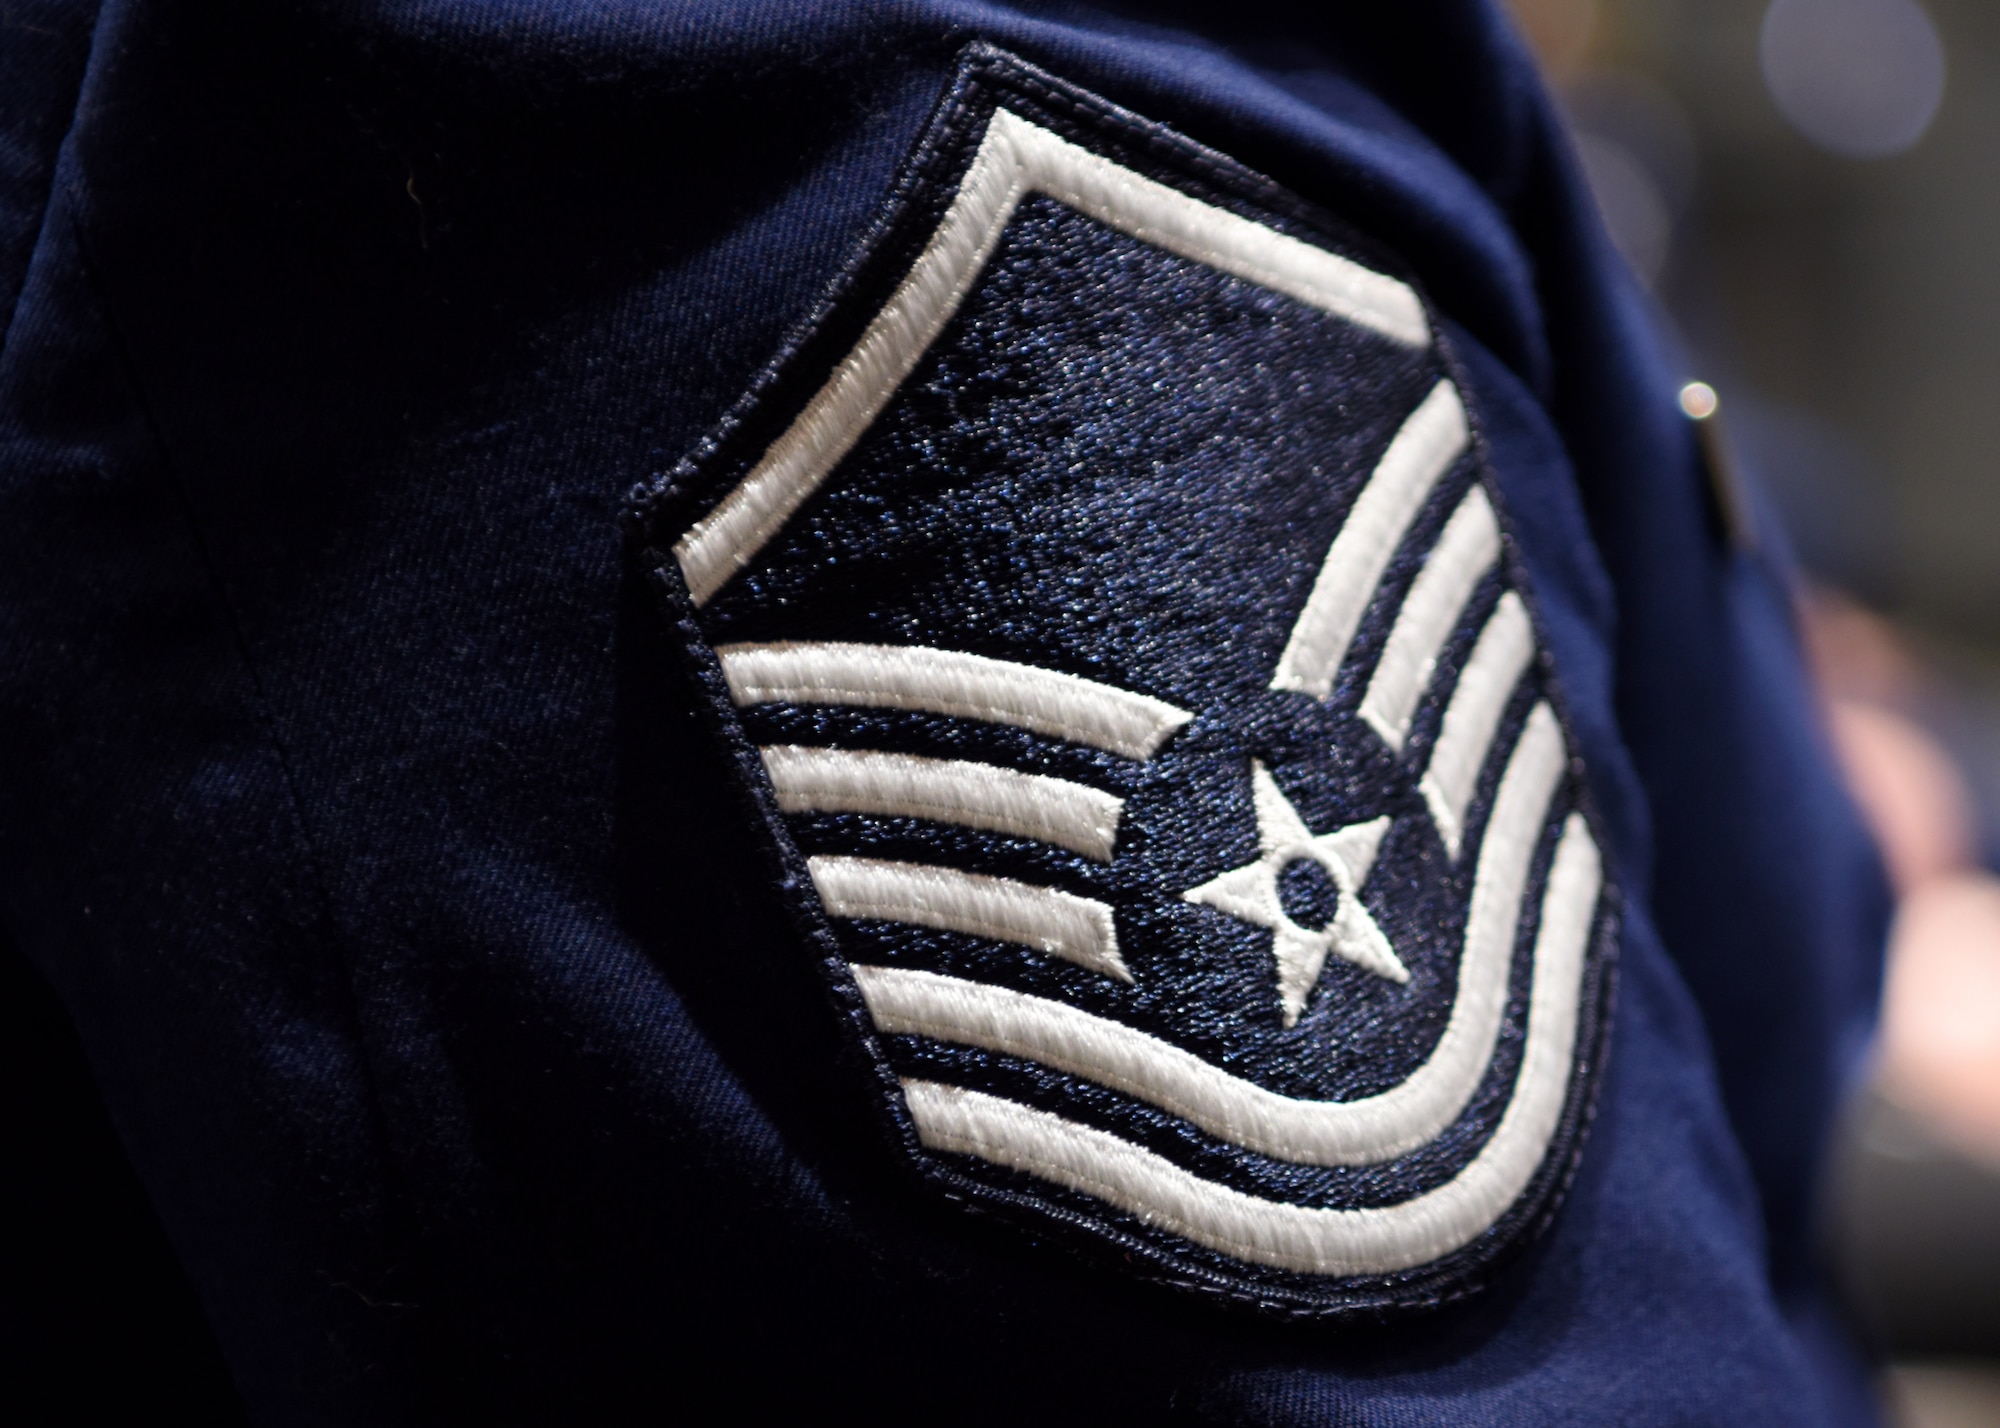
[0,1,1890,1423]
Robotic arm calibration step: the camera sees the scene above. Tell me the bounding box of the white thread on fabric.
[1360,486,1502,753]
[1271,382,1470,700]
[674,109,1429,605]
[998,111,1430,347]
[1181,761,1402,1026]
[898,811,1601,1275]
[1421,591,1535,858]
[717,642,1192,759]
[760,745,1124,862]
[675,116,1025,605]
[809,855,1129,982]
[855,702,1566,1167]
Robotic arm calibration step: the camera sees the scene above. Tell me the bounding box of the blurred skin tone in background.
[1507,2,2000,1422]
[1805,593,1998,1147]
[1807,593,2000,1426]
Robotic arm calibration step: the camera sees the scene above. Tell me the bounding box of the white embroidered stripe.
[760,745,1124,862]
[674,108,1429,606]
[1271,382,1470,700]
[716,642,1192,760]
[992,111,1429,345]
[900,811,1602,1276]
[1421,592,1536,859]
[852,701,1566,1168]
[808,855,1130,982]
[1360,486,1502,754]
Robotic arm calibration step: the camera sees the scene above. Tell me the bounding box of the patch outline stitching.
[629,40,1623,1319]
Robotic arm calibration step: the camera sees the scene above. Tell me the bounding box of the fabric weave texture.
[0,1,1889,1422]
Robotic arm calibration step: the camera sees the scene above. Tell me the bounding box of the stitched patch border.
[629,42,1619,1319]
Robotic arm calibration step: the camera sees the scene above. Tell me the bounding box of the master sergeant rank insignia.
[632,44,1619,1317]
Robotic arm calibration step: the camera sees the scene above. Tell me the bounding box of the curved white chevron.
[809,855,1130,982]
[856,701,1567,1167]
[901,811,1602,1275]
[675,108,1427,606]
[1422,592,1536,858]
[761,745,1124,862]
[1271,381,1471,700]
[1361,485,1502,753]
[718,642,1191,759]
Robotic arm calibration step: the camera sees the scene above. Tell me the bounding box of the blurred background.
[1506,1,2000,1422]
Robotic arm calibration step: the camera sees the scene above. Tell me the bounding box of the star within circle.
[1181,759,1406,1027]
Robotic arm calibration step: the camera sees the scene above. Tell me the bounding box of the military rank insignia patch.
[632,44,1618,1316]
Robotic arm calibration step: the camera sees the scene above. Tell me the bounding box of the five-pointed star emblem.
[1182,760,1405,1026]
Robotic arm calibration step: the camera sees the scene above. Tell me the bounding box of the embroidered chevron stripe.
[1422,592,1537,858]
[675,107,1430,607]
[1361,485,1502,753]
[1271,381,1470,700]
[898,813,1602,1277]
[808,855,1131,982]
[728,647,1175,972]
[642,51,1616,1315]
[718,642,1192,759]
[854,703,1569,1167]
[760,745,1124,862]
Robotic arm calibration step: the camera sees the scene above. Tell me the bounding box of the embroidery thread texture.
[632,44,1618,1317]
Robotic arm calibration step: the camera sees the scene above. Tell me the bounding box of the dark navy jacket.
[0,2,1890,1422]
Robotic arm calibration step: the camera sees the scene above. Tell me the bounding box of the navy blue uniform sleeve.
[0,2,1890,1422]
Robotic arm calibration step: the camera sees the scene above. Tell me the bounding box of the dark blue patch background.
[703,190,1584,1209]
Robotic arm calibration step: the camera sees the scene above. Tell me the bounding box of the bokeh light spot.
[1760,0,1945,159]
